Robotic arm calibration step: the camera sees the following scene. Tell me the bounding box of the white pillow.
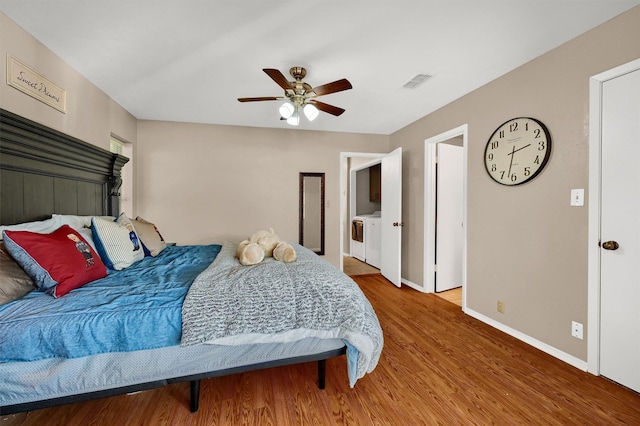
[0,215,117,241]
[91,215,144,270]
[52,214,114,231]
[0,218,59,238]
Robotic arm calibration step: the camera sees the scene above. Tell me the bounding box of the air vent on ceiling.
[403,74,432,89]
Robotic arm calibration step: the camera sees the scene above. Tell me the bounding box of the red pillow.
[2,225,107,297]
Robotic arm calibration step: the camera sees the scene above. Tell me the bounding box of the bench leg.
[190,380,200,413]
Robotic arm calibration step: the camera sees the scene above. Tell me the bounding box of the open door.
[435,143,463,292]
[380,148,402,287]
[423,124,467,297]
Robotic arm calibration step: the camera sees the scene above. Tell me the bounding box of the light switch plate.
[571,189,584,206]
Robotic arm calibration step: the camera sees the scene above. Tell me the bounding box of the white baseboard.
[342,229,587,371]
[464,308,588,372]
[401,278,425,293]
[383,276,587,373]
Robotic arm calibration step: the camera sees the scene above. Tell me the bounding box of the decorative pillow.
[0,242,36,305]
[91,214,144,270]
[2,225,107,298]
[133,216,167,257]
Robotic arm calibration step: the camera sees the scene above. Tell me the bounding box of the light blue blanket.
[0,245,220,362]
[181,242,384,386]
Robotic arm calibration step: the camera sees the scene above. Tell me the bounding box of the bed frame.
[0,109,127,225]
[0,108,346,415]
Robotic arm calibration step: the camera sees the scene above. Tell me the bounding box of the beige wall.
[136,120,389,267]
[0,13,137,150]
[390,6,640,361]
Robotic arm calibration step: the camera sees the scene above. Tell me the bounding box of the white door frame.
[423,124,468,308]
[587,57,640,375]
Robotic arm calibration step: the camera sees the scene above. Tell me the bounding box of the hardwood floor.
[3,274,640,425]
[435,286,462,306]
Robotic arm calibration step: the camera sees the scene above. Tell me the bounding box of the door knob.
[601,240,619,250]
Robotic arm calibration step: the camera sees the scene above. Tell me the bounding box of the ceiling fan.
[238,67,352,125]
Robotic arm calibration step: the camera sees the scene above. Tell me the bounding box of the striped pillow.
[91,215,144,270]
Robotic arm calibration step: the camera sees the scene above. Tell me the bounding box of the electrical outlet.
[571,321,583,340]
[497,300,505,314]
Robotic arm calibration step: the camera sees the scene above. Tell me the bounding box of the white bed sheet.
[0,337,345,408]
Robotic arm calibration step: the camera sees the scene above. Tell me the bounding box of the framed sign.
[6,54,67,113]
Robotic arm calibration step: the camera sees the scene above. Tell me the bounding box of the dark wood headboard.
[0,109,128,225]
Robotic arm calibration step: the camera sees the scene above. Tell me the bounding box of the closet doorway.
[424,125,468,308]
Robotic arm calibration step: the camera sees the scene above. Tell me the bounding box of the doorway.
[424,125,468,308]
[340,149,403,287]
[588,58,640,392]
[434,142,463,292]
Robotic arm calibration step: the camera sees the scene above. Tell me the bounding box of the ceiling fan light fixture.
[240,67,353,125]
[279,102,295,119]
[303,103,319,121]
[287,110,300,126]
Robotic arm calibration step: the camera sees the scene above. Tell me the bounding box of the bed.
[0,109,383,415]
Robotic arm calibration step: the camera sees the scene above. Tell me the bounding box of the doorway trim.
[587,57,640,375]
[423,124,468,308]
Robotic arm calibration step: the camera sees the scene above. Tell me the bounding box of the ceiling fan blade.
[309,100,346,116]
[237,97,280,102]
[263,68,294,91]
[309,79,352,97]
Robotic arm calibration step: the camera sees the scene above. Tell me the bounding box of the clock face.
[484,117,551,186]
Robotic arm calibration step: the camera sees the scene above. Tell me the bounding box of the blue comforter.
[0,245,220,362]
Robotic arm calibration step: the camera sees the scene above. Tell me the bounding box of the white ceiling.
[2,1,639,135]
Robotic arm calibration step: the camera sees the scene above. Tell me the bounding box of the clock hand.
[507,146,515,178]
[506,143,531,156]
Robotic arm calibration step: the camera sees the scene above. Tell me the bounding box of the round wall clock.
[484,117,551,186]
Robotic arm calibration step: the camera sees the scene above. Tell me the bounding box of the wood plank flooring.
[435,287,462,306]
[3,274,640,425]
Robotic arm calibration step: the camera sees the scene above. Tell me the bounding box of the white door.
[435,143,463,292]
[600,68,640,393]
[365,218,382,269]
[381,148,402,287]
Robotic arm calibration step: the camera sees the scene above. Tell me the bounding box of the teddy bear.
[273,241,297,263]
[249,228,280,257]
[236,239,264,266]
[236,228,297,266]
